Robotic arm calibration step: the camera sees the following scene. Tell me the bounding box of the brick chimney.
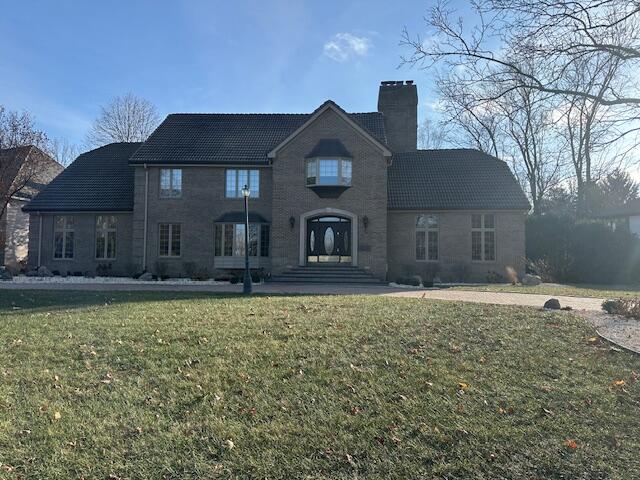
[377,80,418,153]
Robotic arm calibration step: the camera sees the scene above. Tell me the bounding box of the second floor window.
[53,216,74,259]
[471,214,496,261]
[160,169,182,198]
[306,158,352,186]
[95,215,117,259]
[416,214,439,261]
[226,169,259,198]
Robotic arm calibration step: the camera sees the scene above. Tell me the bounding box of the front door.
[307,216,352,263]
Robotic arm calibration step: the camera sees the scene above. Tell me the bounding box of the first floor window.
[214,223,270,257]
[54,216,74,259]
[471,214,496,261]
[416,214,439,261]
[159,224,181,257]
[160,169,182,198]
[226,169,259,198]
[95,215,117,259]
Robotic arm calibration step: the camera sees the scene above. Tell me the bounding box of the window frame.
[53,215,75,260]
[471,214,496,262]
[159,168,182,199]
[305,157,352,187]
[225,169,260,198]
[415,214,439,262]
[95,215,117,260]
[214,222,270,258]
[158,223,182,258]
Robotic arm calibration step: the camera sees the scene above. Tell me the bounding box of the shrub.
[486,270,505,283]
[155,261,169,280]
[182,262,196,278]
[450,263,471,282]
[602,298,640,319]
[96,263,112,277]
[396,275,422,286]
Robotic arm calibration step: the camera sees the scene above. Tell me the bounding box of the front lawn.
[451,282,640,299]
[1,291,638,479]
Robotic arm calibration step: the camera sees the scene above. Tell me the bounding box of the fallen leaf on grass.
[565,439,578,449]
[542,407,555,417]
[612,379,625,387]
[458,382,469,391]
[345,454,356,468]
[53,411,62,421]
[225,439,235,450]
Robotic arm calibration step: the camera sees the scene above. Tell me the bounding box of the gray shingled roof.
[129,106,386,165]
[305,139,352,158]
[23,142,141,212]
[388,149,530,210]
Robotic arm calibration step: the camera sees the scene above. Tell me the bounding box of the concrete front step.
[269,265,383,284]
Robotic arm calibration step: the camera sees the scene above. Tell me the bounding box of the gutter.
[143,165,149,271]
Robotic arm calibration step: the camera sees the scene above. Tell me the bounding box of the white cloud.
[323,33,371,62]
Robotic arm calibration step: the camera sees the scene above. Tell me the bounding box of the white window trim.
[471,214,497,262]
[214,223,269,257]
[53,216,74,260]
[306,157,352,187]
[95,215,117,260]
[158,223,181,258]
[415,214,439,262]
[225,169,260,198]
[159,169,182,199]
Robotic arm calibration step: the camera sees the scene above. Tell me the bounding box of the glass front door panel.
[307,216,352,263]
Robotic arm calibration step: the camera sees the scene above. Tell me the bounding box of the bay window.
[306,158,352,186]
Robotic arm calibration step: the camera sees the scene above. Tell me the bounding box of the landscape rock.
[522,274,542,286]
[138,272,154,281]
[0,267,13,281]
[544,298,561,310]
[37,266,53,277]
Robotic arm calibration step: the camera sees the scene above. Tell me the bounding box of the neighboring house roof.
[129,104,387,165]
[23,142,142,212]
[388,149,531,210]
[593,198,640,218]
[1,145,63,201]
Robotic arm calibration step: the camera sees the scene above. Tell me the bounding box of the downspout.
[143,165,149,271]
[37,213,42,267]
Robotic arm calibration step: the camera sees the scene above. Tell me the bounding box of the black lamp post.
[241,184,252,294]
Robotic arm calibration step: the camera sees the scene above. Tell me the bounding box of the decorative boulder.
[138,272,154,281]
[37,266,53,277]
[0,267,13,281]
[543,298,561,310]
[522,274,542,286]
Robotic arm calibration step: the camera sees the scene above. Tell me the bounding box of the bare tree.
[0,147,41,219]
[417,118,448,149]
[86,93,160,147]
[0,106,49,150]
[45,138,80,167]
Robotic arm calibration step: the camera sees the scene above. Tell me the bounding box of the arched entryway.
[299,208,358,266]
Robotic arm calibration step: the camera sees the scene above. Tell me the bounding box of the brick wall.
[387,210,526,282]
[271,108,389,278]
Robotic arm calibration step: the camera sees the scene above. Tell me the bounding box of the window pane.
[306,160,316,185]
[54,232,64,258]
[472,231,482,261]
[341,160,352,185]
[107,231,116,258]
[416,231,426,260]
[249,224,258,256]
[214,224,222,256]
[234,224,245,256]
[472,214,482,229]
[64,232,74,258]
[237,170,248,196]
[427,215,439,229]
[96,234,105,258]
[170,225,181,256]
[484,214,495,229]
[107,215,117,229]
[416,215,426,229]
[160,169,171,195]
[55,216,64,229]
[226,170,237,198]
[159,224,170,256]
[65,216,74,228]
[172,169,182,196]
[260,225,270,257]
[249,170,259,197]
[484,231,495,261]
[428,231,439,260]
[318,160,339,185]
[224,224,234,256]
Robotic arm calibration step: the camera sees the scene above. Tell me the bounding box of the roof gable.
[267,101,391,159]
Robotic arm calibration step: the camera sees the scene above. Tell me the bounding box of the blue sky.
[0,0,442,146]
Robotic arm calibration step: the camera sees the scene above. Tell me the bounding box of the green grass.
[1,291,639,479]
[451,282,640,299]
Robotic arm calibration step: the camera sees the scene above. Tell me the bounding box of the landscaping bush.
[154,261,169,280]
[395,275,422,286]
[526,214,640,284]
[486,270,505,283]
[602,298,640,319]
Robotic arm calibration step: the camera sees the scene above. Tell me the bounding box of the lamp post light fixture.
[241,184,252,294]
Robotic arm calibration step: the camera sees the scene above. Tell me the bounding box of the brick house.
[24,81,530,282]
[1,146,63,271]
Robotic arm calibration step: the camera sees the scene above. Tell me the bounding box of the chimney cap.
[380,80,415,87]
